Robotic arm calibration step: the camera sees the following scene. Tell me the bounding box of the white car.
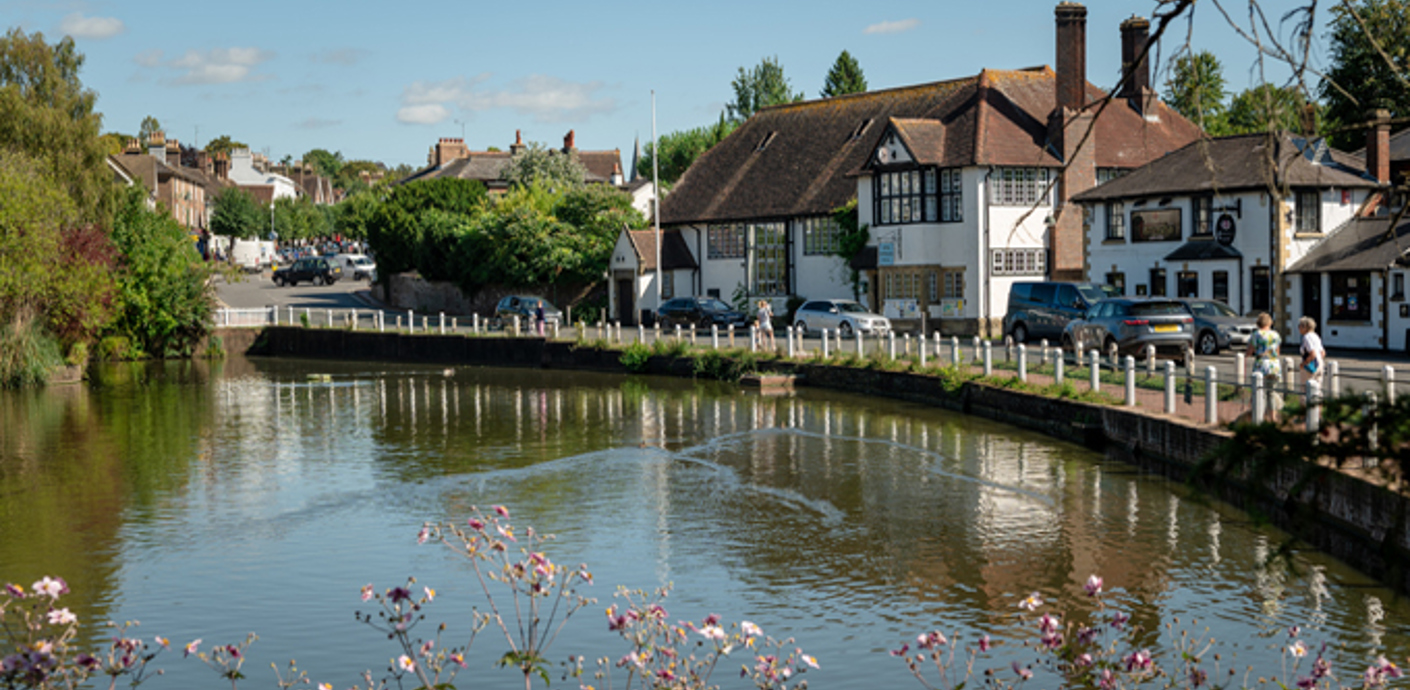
[793,299,891,338]
[331,253,377,281]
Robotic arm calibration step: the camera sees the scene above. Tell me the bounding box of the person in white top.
[1298,316,1325,382]
[755,300,775,351]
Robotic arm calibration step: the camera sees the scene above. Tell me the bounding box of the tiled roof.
[627,229,697,271]
[1073,131,1378,203]
[1287,216,1410,273]
[662,66,1202,225]
[1350,127,1410,163]
[399,149,623,186]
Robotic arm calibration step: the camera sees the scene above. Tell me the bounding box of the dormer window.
[848,119,873,141]
[754,132,777,152]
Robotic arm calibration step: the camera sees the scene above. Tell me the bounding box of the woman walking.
[1299,316,1325,384]
[1246,312,1283,422]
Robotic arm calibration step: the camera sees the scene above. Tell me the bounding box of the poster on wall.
[885,299,920,320]
[1131,208,1182,242]
[931,299,964,318]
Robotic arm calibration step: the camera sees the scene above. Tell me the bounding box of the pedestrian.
[534,300,546,337]
[1299,316,1325,383]
[1246,312,1283,421]
[756,299,775,351]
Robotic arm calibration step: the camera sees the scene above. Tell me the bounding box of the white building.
[608,229,698,325]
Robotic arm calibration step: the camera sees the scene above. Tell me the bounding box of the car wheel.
[660,316,673,330]
[274,275,284,287]
[313,275,324,286]
[839,322,854,339]
[1011,323,1028,344]
[1198,330,1219,356]
[794,320,808,337]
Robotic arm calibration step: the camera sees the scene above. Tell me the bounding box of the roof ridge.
[756,74,981,114]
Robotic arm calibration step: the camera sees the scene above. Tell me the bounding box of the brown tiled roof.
[627,229,697,271]
[662,66,1202,225]
[579,150,622,182]
[1350,127,1410,163]
[110,153,206,189]
[1073,131,1378,203]
[399,148,623,186]
[1287,216,1410,273]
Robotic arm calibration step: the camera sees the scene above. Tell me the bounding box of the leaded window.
[990,248,1046,276]
[873,167,962,225]
[750,222,787,296]
[707,224,745,259]
[801,216,840,256]
[991,168,1052,206]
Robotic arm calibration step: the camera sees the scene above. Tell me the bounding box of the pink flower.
[450,652,467,668]
[46,608,76,625]
[1110,611,1130,629]
[699,625,725,641]
[800,654,819,669]
[1085,575,1104,596]
[496,524,516,542]
[1124,649,1153,672]
[494,505,510,518]
[1019,592,1043,611]
[417,526,430,544]
[741,621,762,637]
[1038,614,1060,634]
[32,577,67,599]
[423,586,436,602]
[1289,641,1307,658]
[917,631,947,649]
[889,643,910,657]
[3,584,23,598]
[397,655,415,673]
[1289,625,1301,638]
[1012,661,1033,680]
[1077,653,1094,667]
[978,635,991,652]
[154,636,169,648]
[419,641,434,657]
[361,584,374,602]
[184,639,202,657]
[468,518,485,530]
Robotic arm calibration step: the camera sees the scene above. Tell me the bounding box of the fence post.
[1329,360,1341,397]
[711,324,719,350]
[1055,349,1065,385]
[289,306,296,325]
[1018,344,1027,383]
[888,333,896,360]
[1384,365,1397,404]
[821,329,830,358]
[834,329,842,355]
[728,325,735,348]
[1367,392,1380,458]
[1235,352,1246,386]
[553,321,560,340]
[1306,379,1322,433]
[786,327,795,359]
[327,309,333,328]
[406,310,413,332]
[1145,345,1156,376]
[1124,355,1136,406]
[654,322,661,343]
[350,309,357,330]
[904,333,911,358]
[1205,366,1219,425]
[451,316,456,333]
[638,324,646,344]
[423,316,429,333]
[378,312,385,333]
[920,335,928,367]
[512,315,521,336]
[1089,350,1100,392]
[395,315,402,331]
[1040,339,1049,366]
[1005,336,1014,363]
[749,326,758,352]
[972,336,982,364]
[303,308,310,327]
[951,336,960,368]
[983,341,993,376]
[1252,371,1266,423]
[934,332,942,361]
[675,324,682,342]
[855,331,863,356]
[1164,360,1176,414]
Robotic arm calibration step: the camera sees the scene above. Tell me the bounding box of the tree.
[1319,0,1410,150]
[727,56,803,122]
[139,115,161,143]
[1163,51,1229,135]
[209,187,266,239]
[302,148,345,177]
[365,178,487,290]
[273,195,332,242]
[821,50,868,98]
[204,134,246,157]
[501,141,587,190]
[1226,85,1316,135]
[637,116,739,187]
[0,28,113,223]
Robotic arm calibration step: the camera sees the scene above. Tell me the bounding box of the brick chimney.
[148,130,167,164]
[166,138,181,167]
[1119,16,1149,99]
[563,129,576,153]
[1049,2,1095,281]
[1367,108,1391,184]
[1054,2,1087,116]
[510,129,526,155]
[610,161,624,186]
[433,137,468,167]
[123,138,142,155]
[213,151,230,180]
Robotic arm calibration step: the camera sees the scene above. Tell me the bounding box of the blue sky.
[6,0,1331,171]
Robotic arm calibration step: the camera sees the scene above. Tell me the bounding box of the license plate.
[1153,324,1178,333]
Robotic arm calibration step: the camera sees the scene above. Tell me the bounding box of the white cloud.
[396,73,618,125]
[148,47,275,85]
[133,48,162,67]
[864,18,920,35]
[396,103,450,125]
[58,12,124,39]
[312,48,370,66]
[295,117,341,129]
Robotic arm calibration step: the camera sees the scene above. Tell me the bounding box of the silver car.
[1176,299,1256,355]
[1062,298,1194,364]
[793,299,890,338]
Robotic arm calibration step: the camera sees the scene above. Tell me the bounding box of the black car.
[656,297,749,330]
[272,257,342,287]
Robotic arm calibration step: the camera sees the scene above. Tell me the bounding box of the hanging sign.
[1215,213,1237,246]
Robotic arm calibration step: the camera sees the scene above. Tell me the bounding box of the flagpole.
[652,90,661,314]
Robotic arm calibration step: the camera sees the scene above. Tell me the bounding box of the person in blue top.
[534,300,546,336]
[1246,312,1283,422]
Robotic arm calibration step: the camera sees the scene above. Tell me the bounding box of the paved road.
[215,270,373,311]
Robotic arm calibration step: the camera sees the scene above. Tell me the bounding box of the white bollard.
[472,313,479,334]
[1124,355,1136,406]
[903,333,911,357]
[1164,360,1176,414]
[920,336,928,367]
[1252,371,1266,423]
[951,336,960,368]
[983,341,993,376]
[1235,352,1246,387]
[638,324,646,343]
[1055,350,1065,385]
[1306,379,1322,433]
[396,315,402,331]
[452,317,457,332]
[712,324,719,350]
[1017,344,1027,382]
[1384,365,1397,404]
[378,312,385,333]
[439,313,445,334]
[289,306,295,325]
[1145,345,1156,376]
[1040,339,1049,366]
[407,310,414,332]
[855,331,863,356]
[304,307,310,327]
[728,324,735,348]
[1329,360,1340,397]
[351,309,357,330]
[512,315,520,336]
[675,324,682,342]
[821,329,830,358]
[422,316,428,333]
[786,326,796,359]
[270,305,277,325]
[887,332,896,360]
[553,321,561,340]
[749,326,757,353]
[1089,350,1101,392]
[1205,366,1219,425]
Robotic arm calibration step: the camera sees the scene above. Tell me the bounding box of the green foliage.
[366,178,487,281]
[299,311,310,328]
[727,56,803,122]
[1163,51,1229,135]
[620,342,651,372]
[105,184,215,358]
[832,199,869,299]
[301,148,344,177]
[454,206,580,289]
[416,208,470,282]
[691,349,761,381]
[501,141,587,190]
[1226,84,1316,135]
[821,50,867,98]
[209,186,266,239]
[637,116,739,187]
[649,337,690,357]
[272,195,333,242]
[138,116,160,143]
[204,335,225,360]
[332,190,380,241]
[1320,0,1410,150]
[0,28,112,223]
[203,134,246,157]
[0,312,62,387]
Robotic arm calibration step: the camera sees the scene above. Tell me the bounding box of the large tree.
[1319,0,1410,150]
[727,56,803,122]
[501,141,587,190]
[0,28,113,223]
[636,116,739,187]
[209,187,266,239]
[139,115,161,143]
[365,178,487,288]
[302,148,344,177]
[1226,84,1316,135]
[204,134,247,157]
[1163,51,1229,135]
[821,50,868,98]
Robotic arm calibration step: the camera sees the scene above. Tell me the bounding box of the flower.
[184,639,202,657]
[423,586,436,602]
[468,518,485,530]
[3,583,23,598]
[1124,649,1153,672]
[226,645,241,659]
[319,684,333,690]
[494,505,510,517]
[1085,575,1104,596]
[419,641,434,657]
[1289,625,1301,638]
[496,524,516,542]
[1019,592,1043,611]
[800,654,819,669]
[398,655,416,673]
[1077,653,1094,667]
[361,584,374,602]
[388,587,412,603]
[417,526,430,544]
[741,621,762,637]
[978,635,991,652]
[1110,611,1130,629]
[450,652,467,668]
[917,631,947,649]
[890,643,910,657]
[155,636,169,648]
[32,577,67,599]
[1289,641,1308,658]
[1038,614,1060,634]
[46,608,76,625]
[1012,661,1033,680]
[699,625,726,641]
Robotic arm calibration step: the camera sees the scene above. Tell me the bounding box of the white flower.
[741,621,763,637]
[46,608,77,625]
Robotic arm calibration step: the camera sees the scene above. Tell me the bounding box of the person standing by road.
[756,300,775,351]
[1299,316,1325,383]
[534,300,546,336]
[1247,312,1283,421]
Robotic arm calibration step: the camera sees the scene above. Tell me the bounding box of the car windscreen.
[1131,302,1187,316]
[1193,301,1237,318]
[698,298,732,311]
[836,302,868,313]
[1077,286,1108,303]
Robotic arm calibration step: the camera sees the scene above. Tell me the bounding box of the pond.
[0,356,1405,689]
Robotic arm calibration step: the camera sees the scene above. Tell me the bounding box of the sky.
[4,0,1335,172]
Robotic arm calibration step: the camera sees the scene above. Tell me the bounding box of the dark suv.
[1002,281,1111,343]
[272,257,342,287]
[493,295,561,328]
[656,297,749,330]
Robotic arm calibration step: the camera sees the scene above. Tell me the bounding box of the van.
[230,239,272,273]
[330,253,377,281]
[1002,281,1112,343]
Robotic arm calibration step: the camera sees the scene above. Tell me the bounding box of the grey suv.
[1061,298,1195,364]
[1003,282,1111,343]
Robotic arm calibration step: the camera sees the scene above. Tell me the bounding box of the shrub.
[0,312,62,387]
[96,335,135,361]
[620,342,650,372]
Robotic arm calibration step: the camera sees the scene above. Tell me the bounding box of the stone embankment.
[221,326,1410,593]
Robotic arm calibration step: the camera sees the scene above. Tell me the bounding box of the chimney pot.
[1119,16,1150,100]
[1367,108,1391,185]
[1054,2,1088,115]
[564,129,576,152]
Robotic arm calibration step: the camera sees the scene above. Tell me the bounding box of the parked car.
[493,295,561,329]
[1175,299,1256,355]
[331,253,377,281]
[1061,297,1195,364]
[792,299,891,338]
[272,257,342,287]
[1003,281,1113,343]
[656,296,749,330]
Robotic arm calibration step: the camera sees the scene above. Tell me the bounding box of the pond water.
[1,357,1406,689]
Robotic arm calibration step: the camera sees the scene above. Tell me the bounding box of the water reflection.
[0,357,1405,690]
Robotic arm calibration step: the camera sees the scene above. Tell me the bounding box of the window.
[1177,271,1198,298]
[1213,271,1229,303]
[990,248,1046,276]
[883,270,922,299]
[1295,190,1321,233]
[1149,267,1167,297]
[927,272,939,302]
[1330,272,1371,321]
[873,168,962,225]
[661,272,674,300]
[801,216,840,255]
[991,167,1052,206]
[939,169,963,222]
[1096,168,1129,185]
[750,222,787,296]
[707,224,745,259]
[1193,196,1213,237]
[1105,202,1125,240]
[942,269,965,299]
[1105,272,1126,295]
[1394,272,1406,301]
[1251,266,1271,312]
[875,170,922,225]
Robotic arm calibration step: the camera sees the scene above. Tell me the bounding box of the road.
[215,269,373,311]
